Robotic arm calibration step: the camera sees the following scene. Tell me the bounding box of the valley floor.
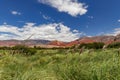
[0,49,120,80]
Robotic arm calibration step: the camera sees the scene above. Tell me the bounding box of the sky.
[0,0,120,42]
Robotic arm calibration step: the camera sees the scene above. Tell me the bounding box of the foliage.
[12,45,37,56]
[79,42,105,49]
[0,46,11,50]
[0,49,120,80]
[107,42,120,48]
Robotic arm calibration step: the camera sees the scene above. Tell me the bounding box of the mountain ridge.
[1,34,120,47]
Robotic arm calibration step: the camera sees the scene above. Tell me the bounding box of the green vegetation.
[107,42,120,48]
[0,48,120,80]
[12,45,37,56]
[78,42,105,49]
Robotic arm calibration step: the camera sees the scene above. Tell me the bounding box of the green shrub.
[79,42,105,49]
[107,42,120,48]
[12,45,37,56]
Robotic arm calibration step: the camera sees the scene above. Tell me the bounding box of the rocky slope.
[1,34,120,47]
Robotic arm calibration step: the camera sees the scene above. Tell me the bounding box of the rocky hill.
[49,34,120,47]
[0,40,50,47]
[1,34,120,47]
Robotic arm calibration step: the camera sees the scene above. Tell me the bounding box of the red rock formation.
[48,40,66,46]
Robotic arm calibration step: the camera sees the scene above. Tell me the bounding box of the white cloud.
[107,21,120,36]
[106,28,120,36]
[112,28,120,36]
[11,11,21,15]
[38,0,88,17]
[73,29,79,33]
[42,15,51,20]
[40,12,55,21]
[3,22,7,25]
[0,23,82,42]
[118,20,120,22]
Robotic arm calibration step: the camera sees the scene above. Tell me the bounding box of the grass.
[0,49,120,80]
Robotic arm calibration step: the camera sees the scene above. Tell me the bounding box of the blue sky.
[0,0,120,42]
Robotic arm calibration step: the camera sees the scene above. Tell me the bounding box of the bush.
[0,46,11,50]
[79,42,105,49]
[107,42,120,48]
[12,45,37,56]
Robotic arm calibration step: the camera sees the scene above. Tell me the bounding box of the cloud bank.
[39,0,88,17]
[0,23,82,42]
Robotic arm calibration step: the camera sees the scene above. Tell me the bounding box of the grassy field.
[0,49,120,80]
